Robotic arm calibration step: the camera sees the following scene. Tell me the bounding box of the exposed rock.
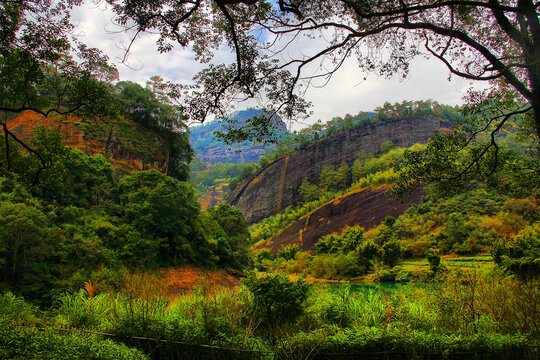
[227,116,441,224]
[254,187,423,253]
[6,112,171,174]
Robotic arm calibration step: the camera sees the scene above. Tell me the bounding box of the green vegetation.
[1,1,538,358]
[1,268,538,359]
[250,143,424,246]
[254,188,538,282]
[190,159,257,197]
[0,130,250,303]
[252,100,453,171]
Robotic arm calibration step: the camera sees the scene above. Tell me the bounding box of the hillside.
[254,186,423,253]
[7,111,173,175]
[227,115,442,224]
[190,108,288,164]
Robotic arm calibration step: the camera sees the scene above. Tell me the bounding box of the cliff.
[254,187,423,253]
[227,116,441,224]
[6,112,171,174]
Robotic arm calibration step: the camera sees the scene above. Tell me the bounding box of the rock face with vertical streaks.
[254,187,423,253]
[226,116,442,224]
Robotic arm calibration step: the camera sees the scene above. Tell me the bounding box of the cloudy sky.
[72,1,484,130]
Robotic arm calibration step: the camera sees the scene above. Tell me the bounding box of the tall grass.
[3,268,538,359]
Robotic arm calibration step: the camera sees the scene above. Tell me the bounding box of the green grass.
[1,268,538,360]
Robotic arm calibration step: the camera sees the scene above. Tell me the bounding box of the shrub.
[0,291,38,325]
[277,244,300,261]
[275,327,533,360]
[0,319,147,360]
[243,273,310,341]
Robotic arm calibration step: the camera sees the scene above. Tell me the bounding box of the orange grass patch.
[159,266,241,297]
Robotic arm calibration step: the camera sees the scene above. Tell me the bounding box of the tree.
[0,0,118,185]
[0,203,48,278]
[105,1,539,195]
[113,81,193,180]
[492,222,540,279]
[117,169,204,265]
[107,1,539,134]
[319,163,349,191]
[298,177,323,202]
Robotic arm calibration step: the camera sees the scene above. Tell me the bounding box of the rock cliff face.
[6,112,170,174]
[254,187,423,253]
[227,116,441,224]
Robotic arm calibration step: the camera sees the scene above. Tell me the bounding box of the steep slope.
[227,116,442,224]
[6,112,172,174]
[190,108,288,163]
[254,186,423,253]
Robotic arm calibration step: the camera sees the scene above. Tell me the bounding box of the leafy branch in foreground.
[393,92,539,198]
[107,1,540,140]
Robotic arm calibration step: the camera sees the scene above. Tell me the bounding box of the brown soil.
[159,266,242,295]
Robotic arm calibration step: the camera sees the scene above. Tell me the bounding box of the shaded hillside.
[190,108,287,163]
[227,116,442,224]
[7,112,172,175]
[254,187,423,253]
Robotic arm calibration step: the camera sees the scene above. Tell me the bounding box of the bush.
[276,327,534,360]
[0,319,147,360]
[0,291,38,325]
[243,273,310,341]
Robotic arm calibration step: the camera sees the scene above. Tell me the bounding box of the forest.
[1,0,540,359]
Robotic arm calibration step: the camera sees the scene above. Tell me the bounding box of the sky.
[72,1,484,131]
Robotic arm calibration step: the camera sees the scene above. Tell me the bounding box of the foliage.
[190,159,257,195]
[277,327,532,360]
[118,169,204,265]
[319,162,350,191]
[205,203,251,268]
[113,80,193,180]
[298,177,324,203]
[0,320,148,360]
[243,273,310,341]
[2,267,538,359]
[277,244,300,261]
[426,248,441,274]
[0,129,251,302]
[492,222,540,279]
[317,226,365,255]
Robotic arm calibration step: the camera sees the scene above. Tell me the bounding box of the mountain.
[254,186,423,253]
[226,115,443,224]
[6,111,173,175]
[190,108,288,164]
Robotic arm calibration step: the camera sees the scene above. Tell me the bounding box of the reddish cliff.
[227,116,440,224]
[6,112,170,174]
[254,187,423,253]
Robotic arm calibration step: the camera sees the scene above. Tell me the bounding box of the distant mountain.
[190,109,288,164]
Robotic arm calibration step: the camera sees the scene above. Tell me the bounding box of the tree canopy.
[105,1,539,135]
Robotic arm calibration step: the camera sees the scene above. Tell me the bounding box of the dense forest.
[0,80,251,303]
